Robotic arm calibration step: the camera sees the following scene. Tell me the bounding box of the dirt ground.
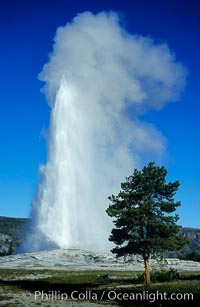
[0,285,117,307]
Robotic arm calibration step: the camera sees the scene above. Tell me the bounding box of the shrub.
[151,268,180,282]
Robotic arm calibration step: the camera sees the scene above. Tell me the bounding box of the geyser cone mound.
[1,249,200,271]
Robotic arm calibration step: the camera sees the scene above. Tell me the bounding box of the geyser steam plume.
[23,11,186,252]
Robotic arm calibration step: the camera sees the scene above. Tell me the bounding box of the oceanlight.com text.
[106,290,193,302]
[35,289,194,303]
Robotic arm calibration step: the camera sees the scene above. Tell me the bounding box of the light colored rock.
[0,249,200,271]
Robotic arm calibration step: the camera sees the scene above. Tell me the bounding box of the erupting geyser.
[22,11,186,252]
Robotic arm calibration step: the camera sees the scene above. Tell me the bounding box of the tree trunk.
[144,258,150,285]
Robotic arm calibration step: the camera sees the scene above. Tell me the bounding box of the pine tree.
[106,162,188,285]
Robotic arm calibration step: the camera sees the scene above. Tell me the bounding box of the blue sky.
[0,0,199,228]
